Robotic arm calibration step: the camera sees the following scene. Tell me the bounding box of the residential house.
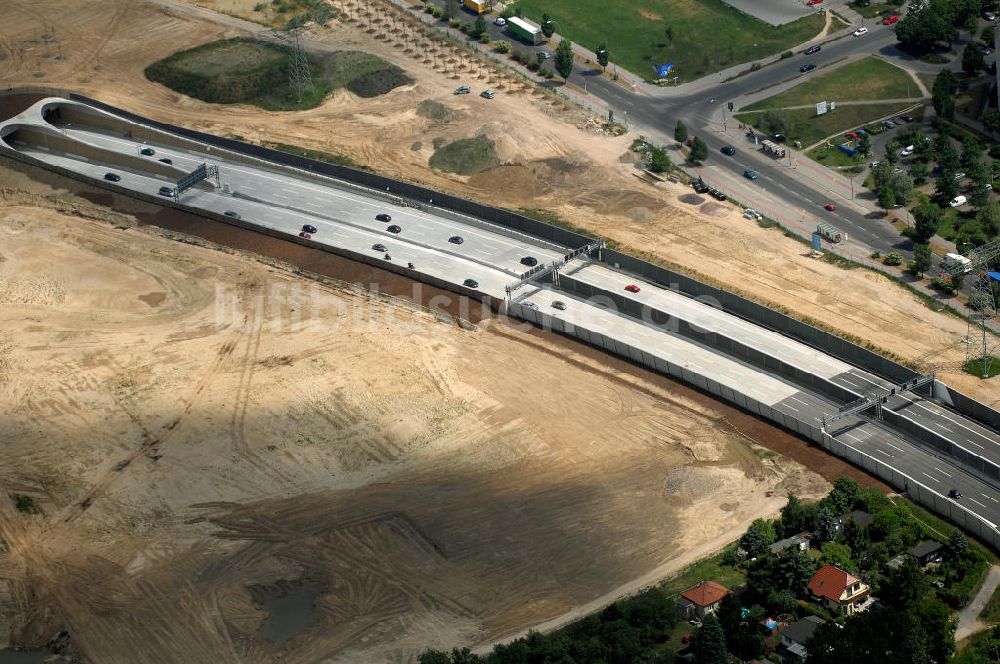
[841,510,872,530]
[807,564,871,616]
[908,540,944,567]
[781,615,826,660]
[769,532,812,557]
[676,580,731,620]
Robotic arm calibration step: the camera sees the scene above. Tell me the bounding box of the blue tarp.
[652,62,674,78]
[838,144,856,155]
[988,271,1000,282]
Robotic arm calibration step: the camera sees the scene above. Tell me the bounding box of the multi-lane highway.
[4,95,1000,542]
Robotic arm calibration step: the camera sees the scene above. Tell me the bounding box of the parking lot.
[720,0,849,26]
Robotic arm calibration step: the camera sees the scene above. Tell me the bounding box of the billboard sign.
[816,101,828,116]
[812,232,823,250]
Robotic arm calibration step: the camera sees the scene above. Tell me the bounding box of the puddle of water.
[249,578,323,646]
[0,651,50,664]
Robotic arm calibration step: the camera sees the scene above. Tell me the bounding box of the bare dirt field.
[0,0,985,660]
[0,162,832,662]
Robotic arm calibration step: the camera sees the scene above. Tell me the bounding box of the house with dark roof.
[841,510,872,530]
[676,580,731,620]
[807,564,871,616]
[769,532,812,557]
[781,615,826,660]
[908,540,943,567]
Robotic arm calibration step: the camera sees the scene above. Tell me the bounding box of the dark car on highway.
[804,45,821,55]
[224,210,241,219]
[140,147,155,156]
[104,172,121,182]
[158,158,172,165]
[463,278,479,288]
[949,488,963,499]
[302,224,318,234]
[449,235,464,244]
[372,243,387,252]
[800,63,816,73]
[520,256,538,267]
[375,213,391,222]
[720,146,736,156]
[387,224,402,233]
[158,186,175,197]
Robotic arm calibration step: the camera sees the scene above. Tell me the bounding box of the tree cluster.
[896,0,980,54]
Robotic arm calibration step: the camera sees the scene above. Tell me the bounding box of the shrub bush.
[883,252,903,266]
[493,40,510,53]
[781,50,794,59]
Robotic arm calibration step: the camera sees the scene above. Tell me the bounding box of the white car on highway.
[853,26,869,37]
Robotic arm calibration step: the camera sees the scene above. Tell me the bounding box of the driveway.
[956,564,1000,642]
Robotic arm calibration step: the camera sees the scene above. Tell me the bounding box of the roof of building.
[507,15,541,32]
[808,564,861,602]
[782,615,825,645]
[909,540,943,559]
[843,510,873,529]
[680,580,731,607]
[769,532,811,554]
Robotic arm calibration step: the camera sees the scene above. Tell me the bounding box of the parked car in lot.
[882,14,900,24]
[853,26,869,37]
[448,235,464,244]
[302,224,318,234]
[552,300,567,310]
[808,0,823,5]
[624,284,641,293]
[804,45,822,55]
[743,208,763,221]
[800,63,816,72]
[900,114,913,123]
[481,89,495,99]
[140,147,155,156]
[950,195,968,207]
[224,210,241,219]
[520,256,538,266]
[375,213,391,222]
[454,85,471,95]
[882,119,895,128]
[824,202,837,211]
[387,224,402,234]
[710,189,727,201]
[104,172,121,182]
[900,145,914,157]
[693,179,709,193]
[893,116,907,124]
[372,243,387,252]
[985,11,996,21]
[463,278,479,288]
[743,169,759,180]
[720,145,736,156]
[494,17,506,26]
[158,186,175,197]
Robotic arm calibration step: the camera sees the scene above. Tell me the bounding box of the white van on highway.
[941,252,973,273]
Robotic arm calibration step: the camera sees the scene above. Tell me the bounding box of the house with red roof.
[676,580,731,620]
[807,564,871,616]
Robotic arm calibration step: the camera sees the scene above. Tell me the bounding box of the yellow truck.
[463,0,488,13]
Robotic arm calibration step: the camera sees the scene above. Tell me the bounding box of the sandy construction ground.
[0,0,988,660]
[0,164,832,662]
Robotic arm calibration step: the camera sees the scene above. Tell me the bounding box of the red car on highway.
[824,203,837,212]
[882,15,900,24]
[625,284,641,293]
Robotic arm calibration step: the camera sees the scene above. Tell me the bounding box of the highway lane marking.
[886,441,907,453]
[984,494,1000,503]
[933,466,953,478]
[875,449,893,458]
[67,129,567,259]
[921,472,940,483]
[970,497,989,509]
[894,393,1000,448]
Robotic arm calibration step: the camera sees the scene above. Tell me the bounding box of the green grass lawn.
[742,57,917,111]
[658,547,745,598]
[509,0,826,82]
[736,102,916,147]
